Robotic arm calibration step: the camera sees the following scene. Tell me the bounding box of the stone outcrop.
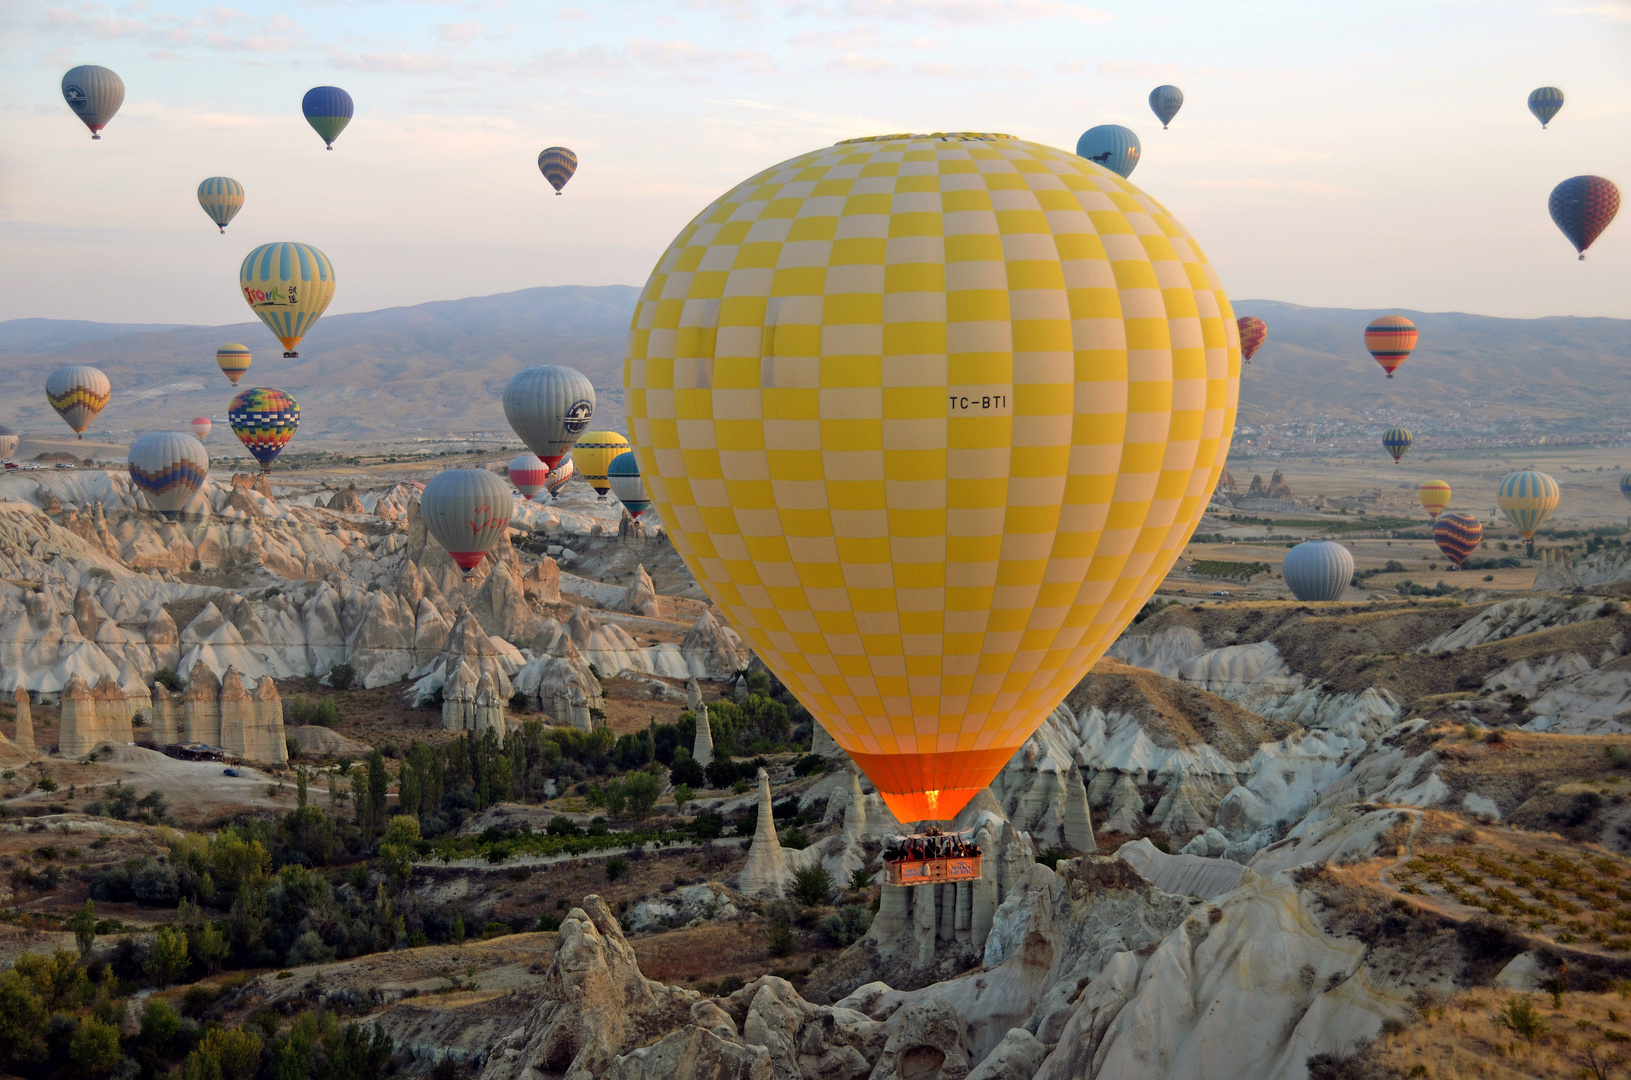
[521,558,560,604]
[11,687,32,753]
[737,769,790,898]
[443,661,507,733]
[58,672,136,756]
[692,701,714,767]
[680,609,751,680]
[148,684,179,744]
[623,564,662,618]
[325,486,365,514]
[181,661,223,745]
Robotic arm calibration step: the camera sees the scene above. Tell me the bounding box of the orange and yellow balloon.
[572,431,629,497]
[1417,480,1452,519]
[216,344,252,385]
[625,133,1240,823]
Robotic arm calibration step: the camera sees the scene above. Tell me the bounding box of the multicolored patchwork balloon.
[129,432,208,522]
[239,242,336,358]
[1237,316,1267,363]
[1365,316,1418,378]
[1497,470,1560,541]
[1433,512,1483,566]
[537,147,578,193]
[626,132,1240,824]
[45,365,111,439]
[1417,479,1452,519]
[197,177,244,234]
[1549,175,1620,260]
[228,387,299,472]
[302,86,353,149]
[1382,427,1413,463]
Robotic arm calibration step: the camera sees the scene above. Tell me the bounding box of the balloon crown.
[838,132,1016,144]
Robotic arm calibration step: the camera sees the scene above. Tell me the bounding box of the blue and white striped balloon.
[197,177,245,234]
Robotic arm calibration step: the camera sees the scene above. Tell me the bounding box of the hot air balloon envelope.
[1498,471,1560,541]
[1149,85,1184,129]
[508,454,549,499]
[1382,427,1413,463]
[1417,480,1452,519]
[61,65,124,139]
[1366,316,1418,378]
[1549,176,1620,260]
[607,452,650,519]
[216,344,252,385]
[502,367,595,468]
[625,131,1240,824]
[189,417,212,442]
[1528,87,1564,128]
[129,432,208,521]
[228,388,299,472]
[197,177,244,234]
[45,365,111,439]
[1074,124,1141,179]
[1283,541,1353,603]
[574,432,629,496]
[1620,473,1631,504]
[545,456,575,498]
[302,86,354,148]
[0,426,17,460]
[421,469,513,572]
[538,147,578,193]
[239,242,335,358]
[1237,316,1267,362]
[1433,512,1483,567]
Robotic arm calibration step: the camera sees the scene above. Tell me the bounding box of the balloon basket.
[884,855,982,887]
[283,351,298,358]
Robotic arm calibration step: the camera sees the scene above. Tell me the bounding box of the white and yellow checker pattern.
[625,133,1240,823]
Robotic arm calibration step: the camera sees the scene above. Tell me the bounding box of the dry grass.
[1365,988,1631,1080]
[1073,659,1297,757]
[632,919,831,989]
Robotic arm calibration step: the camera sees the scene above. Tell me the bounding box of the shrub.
[690,813,725,840]
[673,784,694,811]
[287,930,335,967]
[35,778,57,794]
[849,868,874,890]
[327,663,356,691]
[819,904,873,947]
[790,865,835,907]
[153,668,185,692]
[669,750,706,788]
[605,857,629,882]
[767,920,796,958]
[68,1016,122,1077]
[1491,995,1547,1041]
[619,771,662,820]
[791,754,828,778]
[145,925,189,987]
[781,829,809,850]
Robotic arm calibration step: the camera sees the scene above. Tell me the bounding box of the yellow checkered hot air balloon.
[625,132,1240,824]
[573,431,629,497]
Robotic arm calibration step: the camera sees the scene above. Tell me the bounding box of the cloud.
[908,35,944,48]
[1551,3,1631,19]
[787,27,879,48]
[913,60,1031,78]
[323,46,449,73]
[1096,59,1183,80]
[789,0,1112,24]
[1184,178,1351,197]
[438,19,485,42]
[826,51,893,71]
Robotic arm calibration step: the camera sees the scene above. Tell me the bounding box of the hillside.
[3,290,1629,442]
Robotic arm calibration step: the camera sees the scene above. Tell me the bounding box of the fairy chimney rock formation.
[1064,763,1097,854]
[326,486,365,514]
[521,557,560,604]
[182,661,223,746]
[842,768,867,843]
[686,678,702,712]
[58,673,136,756]
[737,768,790,898]
[692,700,714,767]
[149,684,180,745]
[11,688,34,753]
[249,676,288,764]
[623,564,662,617]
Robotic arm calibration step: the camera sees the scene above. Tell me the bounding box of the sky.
[2,0,1629,326]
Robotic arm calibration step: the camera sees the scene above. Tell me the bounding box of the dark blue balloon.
[1075,125,1141,179]
[301,86,354,149]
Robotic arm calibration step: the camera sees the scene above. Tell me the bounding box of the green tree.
[791,865,835,907]
[69,1016,122,1077]
[673,783,694,812]
[367,750,389,838]
[182,1026,262,1080]
[0,969,47,1064]
[71,898,97,958]
[296,765,309,809]
[13,948,82,1008]
[379,815,421,885]
[451,915,466,946]
[620,771,661,819]
[139,997,182,1051]
[145,924,190,986]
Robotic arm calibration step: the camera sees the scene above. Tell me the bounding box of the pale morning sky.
[1,0,1629,326]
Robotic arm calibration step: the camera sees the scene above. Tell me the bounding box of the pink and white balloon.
[189,417,212,442]
[508,453,549,499]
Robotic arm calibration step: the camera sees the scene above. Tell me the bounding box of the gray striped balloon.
[61,65,125,139]
[421,468,514,573]
[1283,540,1354,603]
[502,366,595,468]
[0,426,16,460]
[129,432,209,521]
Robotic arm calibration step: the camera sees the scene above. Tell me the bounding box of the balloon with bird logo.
[1417,479,1452,519]
[188,417,212,442]
[1497,470,1560,541]
[1528,87,1564,129]
[421,469,514,575]
[1433,512,1483,566]
[197,177,244,234]
[1382,427,1413,463]
[1149,85,1184,129]
[1365,316,1418,378]
[1074,125,1141,178]
[228,388,299,473]
[129,432,208,522]
[1237,316,1267,363]
[239,242,335,358]
[538,147,578,194]
[607,452,650,519]
[625,131,1241,824]
[502,367,595,468]
[45,365,111,439]
[573,431,630,497]
[302,86,353,149]
[61,66,124,139]
[1549,176,1620,260]
[215,344,252,385]
[508,454,549,500]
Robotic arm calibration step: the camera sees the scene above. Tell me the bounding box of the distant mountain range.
[2,288,1627,441]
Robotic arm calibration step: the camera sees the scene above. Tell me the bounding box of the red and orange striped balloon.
[1365,316,1418,379]
[1433,512,1482,566]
